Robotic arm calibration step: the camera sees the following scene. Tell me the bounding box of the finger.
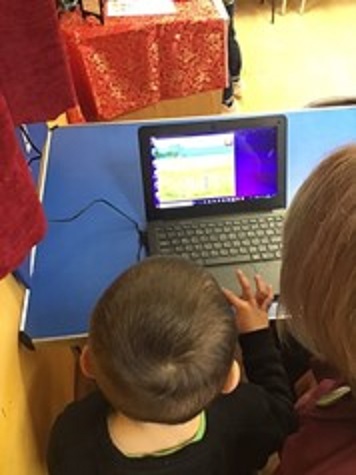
[254,274,269,303]
[260,285,274,311]
[222,287,249,311]
[236,269,255,303]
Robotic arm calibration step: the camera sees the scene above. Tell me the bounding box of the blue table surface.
[23,108,356,340]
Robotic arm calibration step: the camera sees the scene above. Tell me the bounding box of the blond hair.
[279,144,356,389]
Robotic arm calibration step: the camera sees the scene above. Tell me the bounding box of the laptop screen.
[139,115,286,220]
[151,127,278,209]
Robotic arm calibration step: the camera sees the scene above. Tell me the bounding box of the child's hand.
[223,270,273,334]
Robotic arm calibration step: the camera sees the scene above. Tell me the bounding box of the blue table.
[23,108,356,340]
[14,123,48,288]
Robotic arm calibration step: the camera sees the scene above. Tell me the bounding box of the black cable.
[27,155,42,167]
[50,198,138,227]
[49,198,146,262]
[136,232,146,262]
[19,125,43,156]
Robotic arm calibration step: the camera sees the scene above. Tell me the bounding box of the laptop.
[138,114,287,295]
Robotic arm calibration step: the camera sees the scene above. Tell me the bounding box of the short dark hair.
[89,256,236,423]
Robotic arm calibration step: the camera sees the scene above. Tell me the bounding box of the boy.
[47,256,295,475]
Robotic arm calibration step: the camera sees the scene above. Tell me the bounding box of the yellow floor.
[231,0,356,113]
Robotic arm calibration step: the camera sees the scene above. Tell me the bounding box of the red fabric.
[0,0,75,124]
[0,94,46,279]
[275,380,356,475]
[60,0,227,122]
[0,0,75,278]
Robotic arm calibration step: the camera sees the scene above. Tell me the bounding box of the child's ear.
[79,344,95,379]
[221,360,240,394]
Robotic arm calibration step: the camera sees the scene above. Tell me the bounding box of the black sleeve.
[208,329,297,473]
[239,328,298,448]
[270,322,312,387]
[47,416,67,475]
[47,393,105,475]
[47,415,95,475]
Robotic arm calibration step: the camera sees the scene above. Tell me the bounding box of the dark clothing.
[270,324,312,390]
[276,379,356,475]
[47,330,296,475]
[225,1,242,79]
[222,0,242,105]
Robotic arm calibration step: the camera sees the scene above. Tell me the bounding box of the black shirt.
[47,329,296,475]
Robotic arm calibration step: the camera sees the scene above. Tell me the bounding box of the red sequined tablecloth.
[61,0,227,122]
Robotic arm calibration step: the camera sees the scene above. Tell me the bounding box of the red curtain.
[0,0,75,279]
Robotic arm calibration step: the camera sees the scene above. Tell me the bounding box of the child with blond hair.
[275,144,356,474]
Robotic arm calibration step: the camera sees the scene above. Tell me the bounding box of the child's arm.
[223,271,297,453]
[223,271,291,398]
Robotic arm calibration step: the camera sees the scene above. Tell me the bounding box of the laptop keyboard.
[154,214,283,266]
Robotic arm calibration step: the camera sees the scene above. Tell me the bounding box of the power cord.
[18,198,146,351]
[19,125,43,155]
[27,155,41,167]
[19,125,43,167]
[49,198,147,261]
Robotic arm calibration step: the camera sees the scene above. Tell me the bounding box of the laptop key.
[261,252,274,260]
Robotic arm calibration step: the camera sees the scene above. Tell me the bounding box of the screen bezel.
[139,115,287,221]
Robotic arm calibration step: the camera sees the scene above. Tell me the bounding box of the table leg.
[271,0,276,23]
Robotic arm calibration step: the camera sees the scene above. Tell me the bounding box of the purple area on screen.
[234,128,278,198]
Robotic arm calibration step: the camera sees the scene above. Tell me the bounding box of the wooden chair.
[281,0,308,15]
[261,0,277,23]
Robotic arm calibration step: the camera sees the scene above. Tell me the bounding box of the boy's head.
[280,144,356,388]
[83,256,237,423]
